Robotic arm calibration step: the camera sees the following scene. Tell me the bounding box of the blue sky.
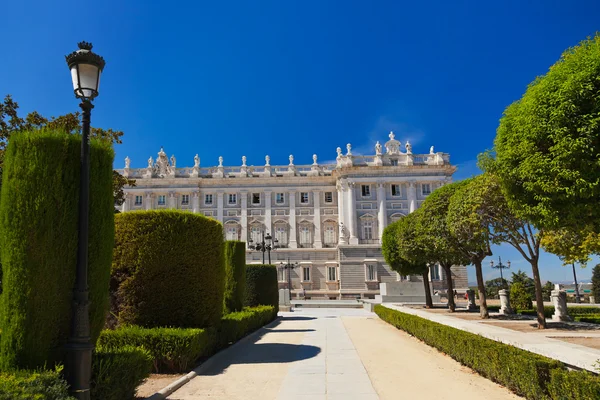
[2,0,599,282]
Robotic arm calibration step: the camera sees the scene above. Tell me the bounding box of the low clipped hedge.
[547,369,600,399]
[574,316,600,324]
[375,305,582,399]
[91,346,152,400]
[112,210,225,328]
[519,306,600,318]
[0,367,74,400]
[223,241,247,313]
[0,129,115,369]
[245,264,278,308]
[218,305,278,347]
[98,326,213,373]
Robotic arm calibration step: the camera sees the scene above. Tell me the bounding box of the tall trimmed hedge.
[112,210,225,328]
[223,241,247,313]
[245,264,278,308]
[0,129,114,370]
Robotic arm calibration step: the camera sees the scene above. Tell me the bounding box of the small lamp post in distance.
[248,231,278,264]
[490,256,511,289]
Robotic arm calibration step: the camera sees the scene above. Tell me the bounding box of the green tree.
[485,277,509,299]
[0,94,134,203]
[510,282,533,311]
[492,34,600,233]
[415,183,470,312]
[382,211,433,308]
[511,270,535,298]
[542,281,554,302]
[592,264,600,301]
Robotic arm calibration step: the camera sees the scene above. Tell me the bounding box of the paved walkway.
[165,308,518,400]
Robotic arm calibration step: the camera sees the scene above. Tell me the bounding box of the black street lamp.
[248,232,278,264]
[279,258,298,295]
[64,41,105,400]
[490,256,511,289]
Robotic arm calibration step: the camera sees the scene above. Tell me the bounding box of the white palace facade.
[116,132,468,299]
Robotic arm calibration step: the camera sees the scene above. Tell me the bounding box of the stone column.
[216,192,224,222]
[551,288,571,321]
[145,192,153,210]
[408,182,417,213]
[377,182,387,240]
[288,190,297,248]
[192,191,199,213]
[466,289,476,311]
[347,182,358,245]
[337,180,347,245]
[264,190,272,236]
[313,190,322,249]
[240,190,248,245]
[590,295,596,304]
[499,289,514,315]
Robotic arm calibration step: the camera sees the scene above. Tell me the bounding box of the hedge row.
[574,316,600,324]
[245,264,278,308]
[0,130,115,370]
[223,241,247,313]
[111,210,225,329]
[99,306,278,373]
[519,306,600,318]
[0,367,74,400]
[98,326,213,373]
[374,305,600,399]
[91,346,152,400]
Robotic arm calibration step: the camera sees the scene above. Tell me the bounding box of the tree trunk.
[474,259,489,319]
[422,271,433,308]
[442,263,456,312]
[530,259,547,329]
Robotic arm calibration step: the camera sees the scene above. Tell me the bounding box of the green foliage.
[593,264,600,301]
[218,306,278,347]
[511,282,534,310]
[0,129,114,370]
[245,264,278,308]
[0,367,74,400]
[492,34,600,232]
[91,346,152,400]
[541,229,593,266]
[223,241,247,313]
[485,277,509,298]
[381,222,402,271]
[542,281,554,301]
[511,270,536,298]
[547,369,600,400]
[375,305,568,399]
[112,210,225,328]
[98,326,212,373]
[574,316,600,324]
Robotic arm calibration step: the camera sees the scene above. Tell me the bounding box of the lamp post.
[490,256,511,289]
[248,232,278,264]
[572,263,581,304]
[279,258,298,297]
[64,41,105,400]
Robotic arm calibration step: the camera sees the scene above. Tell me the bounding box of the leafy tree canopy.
[541,228,600,266]
[492,34,600,232]
[511,270,535,299]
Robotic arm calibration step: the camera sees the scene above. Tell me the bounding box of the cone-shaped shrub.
[112,210,224,328]
[0,129,114,370]
[245,264,278,308]
[223,241,246,313]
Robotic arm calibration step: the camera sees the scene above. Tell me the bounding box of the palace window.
[299,224,312,247]
[324,224,337,245]
[366,264,377,281]
[300,192,309,204]
[430,263,441,281]
[134,195,143,206]
[158,195,166,206]
[225,225,239,241]
[250,225,262,243]
[275,224,288,246]
[422,183,432,196]
[205,194,213,205]
[327,266,337,282]
[252,193,261,204]
[362,220,373,240]
[181,194,190,205]
[324,192,333,203]
[391,184,401,197]
[390,159,398,166]
[302,266,311,282]
[276,193,285,204]
[361,185,371,197]
[228,193,237,204]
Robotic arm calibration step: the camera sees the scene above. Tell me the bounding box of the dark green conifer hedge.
[0,129,114,370]
[245,264,278,308]
[112,210,224,328]
[223,241,246,313]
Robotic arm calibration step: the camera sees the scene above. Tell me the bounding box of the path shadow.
[265,329,315,333]
[279,316,317,321]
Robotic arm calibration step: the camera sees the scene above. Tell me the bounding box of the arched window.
[249,222,263,243]
[323,219,338,247]
[274,220,288,247]
[224,221,240,241]
[389,213,405,224]
[359,214,377,242]
[298,221,313,248]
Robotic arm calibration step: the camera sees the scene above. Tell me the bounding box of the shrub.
[91,345,152,400]
[548,369,600,400]
[98,326,213,373]
[374,305,565,399]
[574,316,600,324]
[112,210,225,328]
[510,281,533,311]
[223,241,247,313]
[0,129,114,369]
[245,264,278,308]
[218,305,278,347]
[0,367,74,400]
